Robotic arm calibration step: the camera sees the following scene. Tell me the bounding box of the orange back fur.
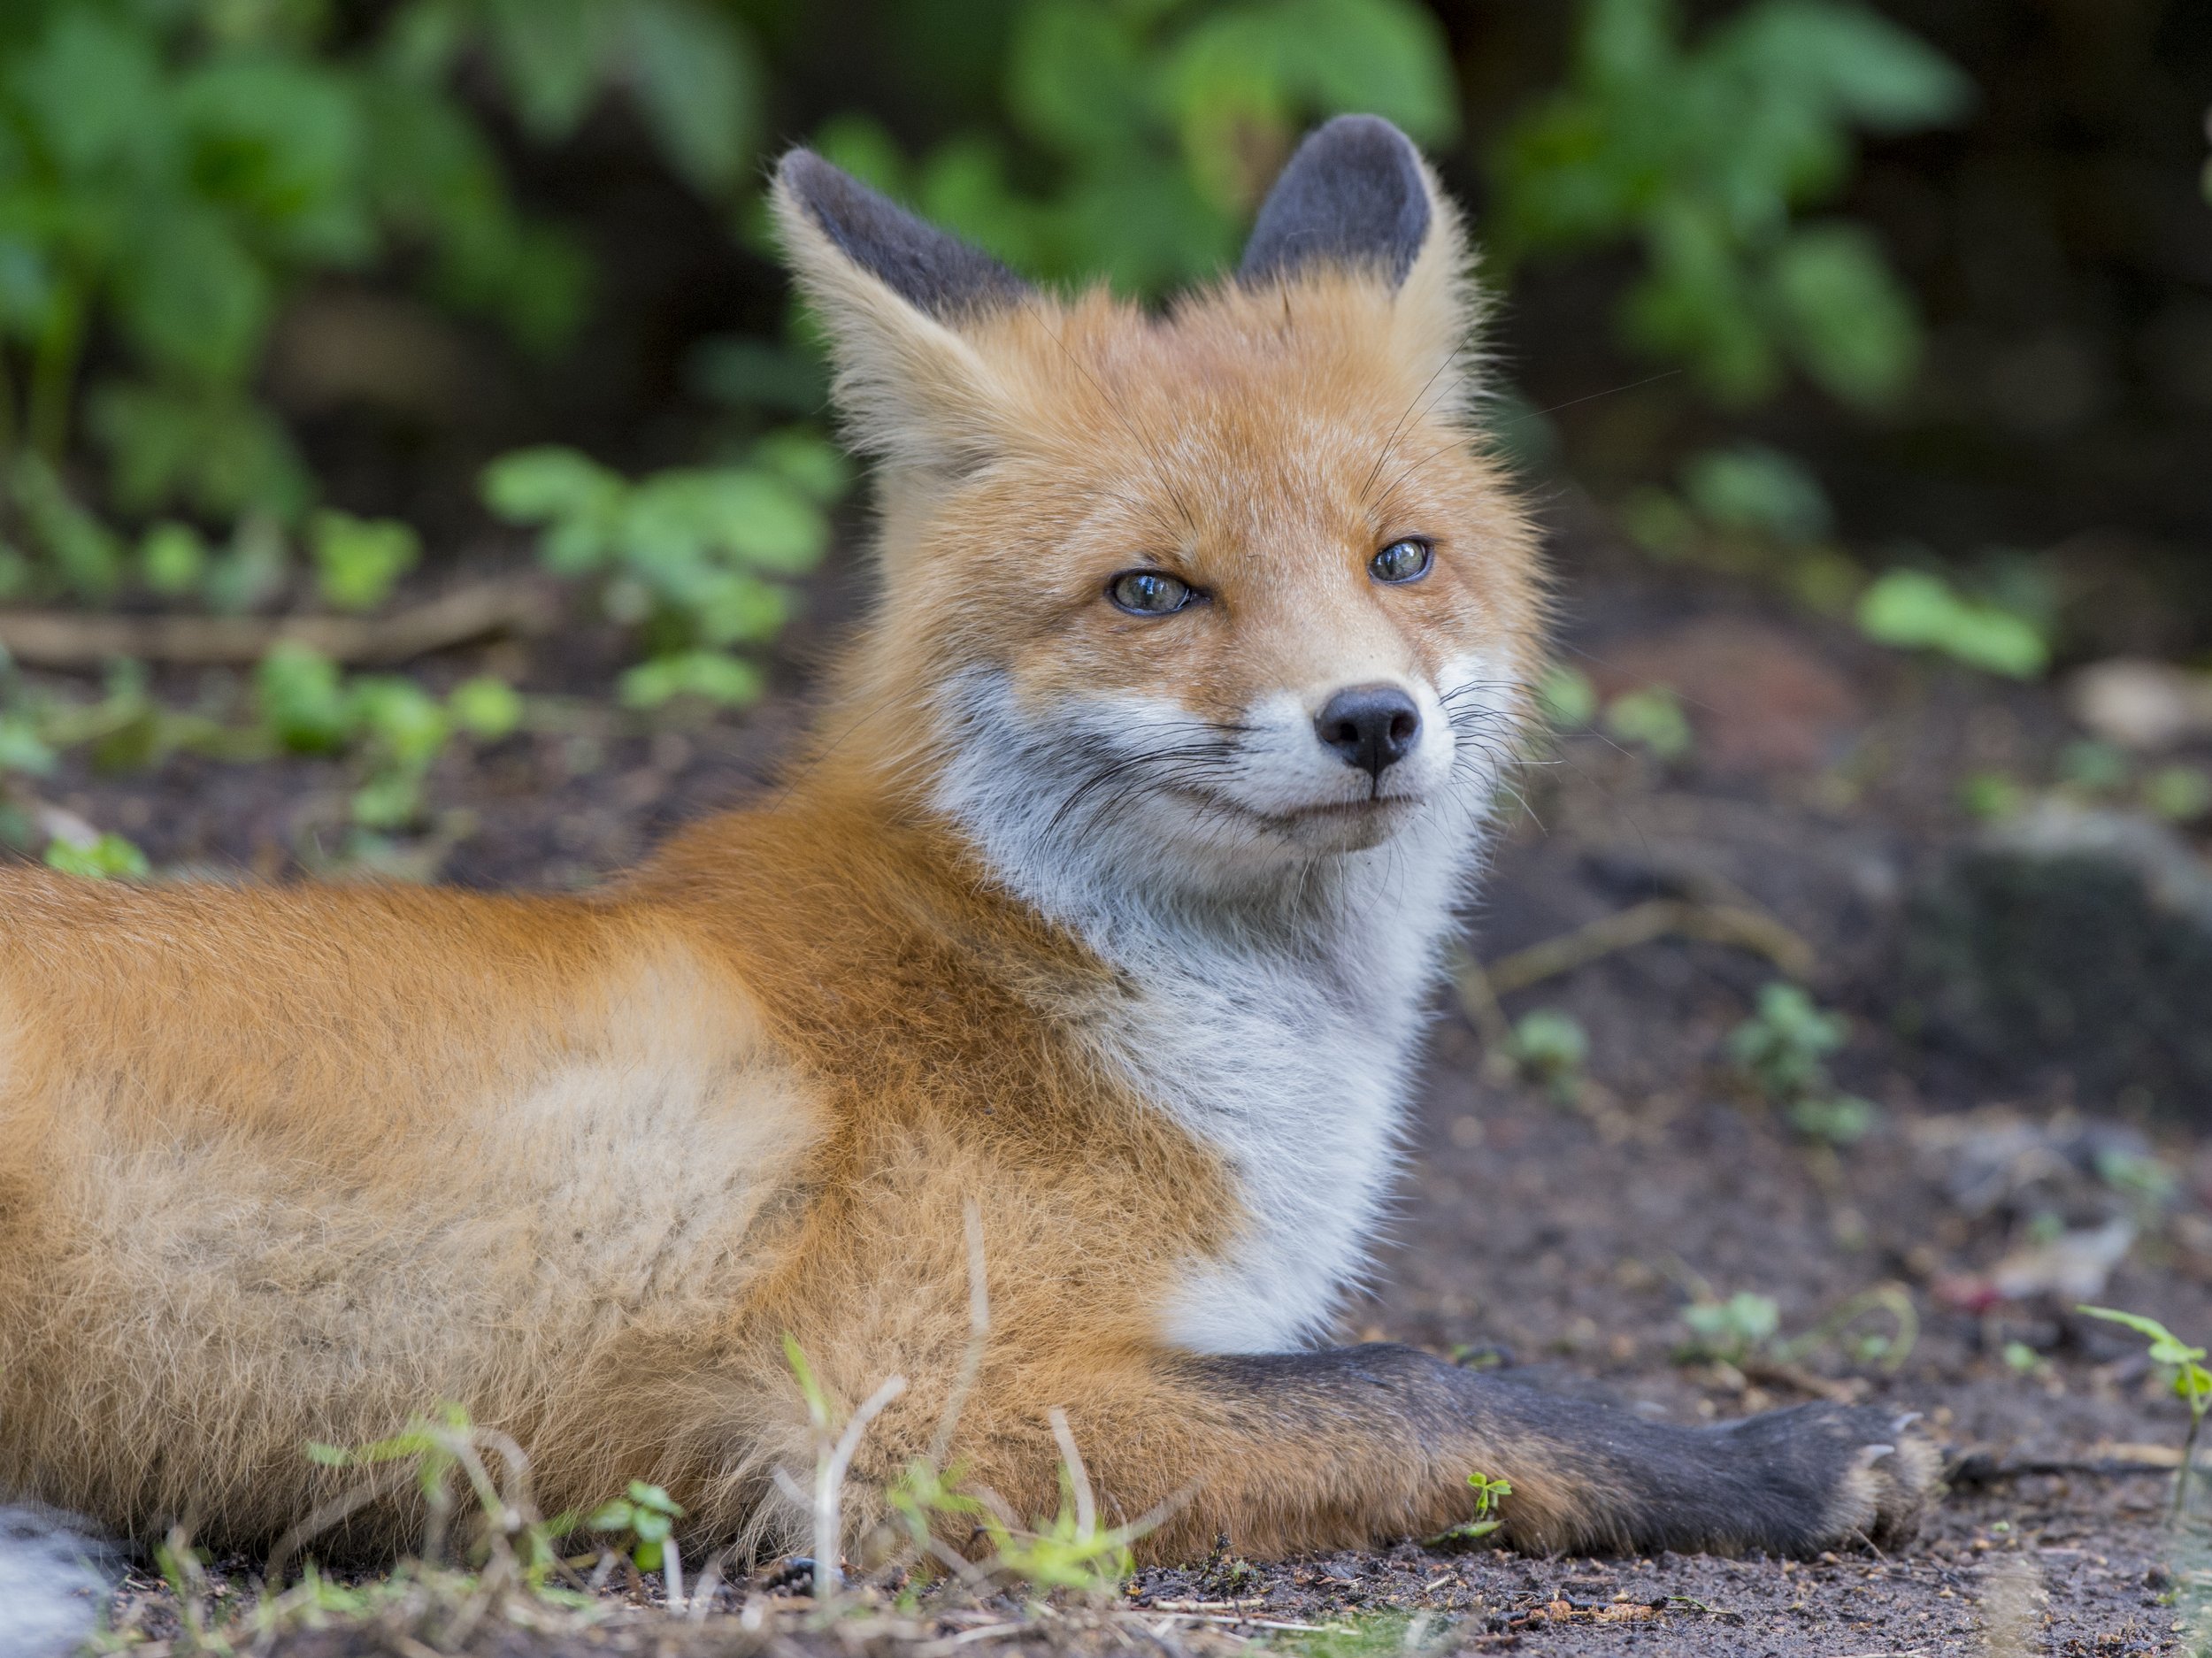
[0,132,1541,1559]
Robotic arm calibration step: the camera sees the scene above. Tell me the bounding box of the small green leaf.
[584,1500,636,1532]
[1536,664,1599,728]
[1603,686,1694,761]
[618,650,764,710]
[624,0,761,196]
[1679,444,1832,543]
[2078,1305,2200,1360]
[481,447,625,528]
[257,642,356,753]
[1769,223,1922,409]
[1857,569,2048,679]
[311,512,420,610]
[626,1480,683,1516]
[45,833,150,880]
[349,677,450,768]
[141,522,209,596]
[449,676,524,741]
[0,717,58,777]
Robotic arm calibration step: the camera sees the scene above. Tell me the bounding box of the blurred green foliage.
[0,0,1985,874]
[810,0,1455,294]
[481,429,845,708]
[1491,0,1970,408]
[0,0,583,534]
[1855,567,2049,679]
[0,0,769,595]
[0,0,1965,564]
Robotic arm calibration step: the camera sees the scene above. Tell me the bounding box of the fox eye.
[1108,570,1196,616]
[1371,538,1433,584]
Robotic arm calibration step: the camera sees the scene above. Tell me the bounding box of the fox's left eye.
[1370,538,1433,584]
[1108,570,1197,616]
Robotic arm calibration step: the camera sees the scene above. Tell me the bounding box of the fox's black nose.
[1315,685,1421,779]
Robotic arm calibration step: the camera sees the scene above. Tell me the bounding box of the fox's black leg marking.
[1194,1345,1938,1557]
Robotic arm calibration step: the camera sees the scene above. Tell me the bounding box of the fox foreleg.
[1006,1344,1937,1562]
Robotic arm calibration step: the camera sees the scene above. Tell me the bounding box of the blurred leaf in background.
[480,429,846,707]
[1489,0,1971,409]
[0,0,778,596]
[809,0,1458,296]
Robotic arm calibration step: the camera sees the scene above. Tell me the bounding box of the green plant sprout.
[779,1332,908,1600]
[2078,1306,2212,1516]
[1426,1470,1513,1547]
[1730,983,1840,1098]
[303,1401,561,1582]
[1490,0,1970,409]
[884,1416,1151,1599]
[1677,1282,1916,1373]
[310,511,419,611]
[257,644,524,832]
[1603,685,1694,762]
[1509,1008,1590,1105]
[1616,445,1863,613]
[1727,982,1878,1147]
[43,831,149,880]
[1678,1291,1781,1365]
[481,434,845,708]
[1856,568,2049,679]
[1680,443,1833,544]
[583,1480,684,1577]
[153,1528,227,1657]
[978,1409,1147,1597]
[1536,664,1599,729]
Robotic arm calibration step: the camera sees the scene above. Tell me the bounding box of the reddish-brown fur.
[0,127,1935,1566]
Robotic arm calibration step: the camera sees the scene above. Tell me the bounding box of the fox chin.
[0,114,1936,1567]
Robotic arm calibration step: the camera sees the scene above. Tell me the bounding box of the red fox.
[0,117,1933,1567]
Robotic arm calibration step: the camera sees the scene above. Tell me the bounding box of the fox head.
[773,118,1539,929]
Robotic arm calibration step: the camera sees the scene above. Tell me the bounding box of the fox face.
[776,119,1539,915]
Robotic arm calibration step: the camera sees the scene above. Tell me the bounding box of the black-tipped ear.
[776,151,1031,319]
[1239,115,1432,288]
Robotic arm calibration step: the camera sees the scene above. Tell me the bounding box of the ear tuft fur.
[777,151,1030,319]
[1239,115,1432,288]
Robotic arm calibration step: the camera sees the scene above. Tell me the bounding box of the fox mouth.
[1165,786,1419,831]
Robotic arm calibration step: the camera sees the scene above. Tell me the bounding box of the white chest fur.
[1102,942,1421,1351]
[1084,817,1476,1351]
[931,664,1510,1354]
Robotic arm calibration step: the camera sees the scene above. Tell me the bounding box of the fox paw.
[1712,1401,1942,1554]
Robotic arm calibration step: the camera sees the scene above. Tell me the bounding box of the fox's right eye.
[1108,570,1196,616]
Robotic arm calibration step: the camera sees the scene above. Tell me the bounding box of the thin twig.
[813,1373,908,1598]
[930,1201,991,1468]
[1048,1408,1097,1543]
[1947,1449,2182,1485]
[0,576,558,669]
[1466,896,1816,1003]
[1449,948,1517,1083]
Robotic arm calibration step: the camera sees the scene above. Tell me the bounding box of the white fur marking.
[933,655,1518,1350]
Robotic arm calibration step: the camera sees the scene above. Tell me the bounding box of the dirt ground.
[40,503,2212,1656]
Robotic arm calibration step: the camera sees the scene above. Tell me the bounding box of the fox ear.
[1240,115,1476,412]
[772,151,1030,474]
[1240,116,1438,288]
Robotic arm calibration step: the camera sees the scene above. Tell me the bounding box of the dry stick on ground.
[1454,896,1816,1072]
[1947,1447,2187,1485]
[0,575,560,669]
[1483,897,1816,996]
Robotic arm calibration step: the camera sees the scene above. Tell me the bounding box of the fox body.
[0,119,1934,1563]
